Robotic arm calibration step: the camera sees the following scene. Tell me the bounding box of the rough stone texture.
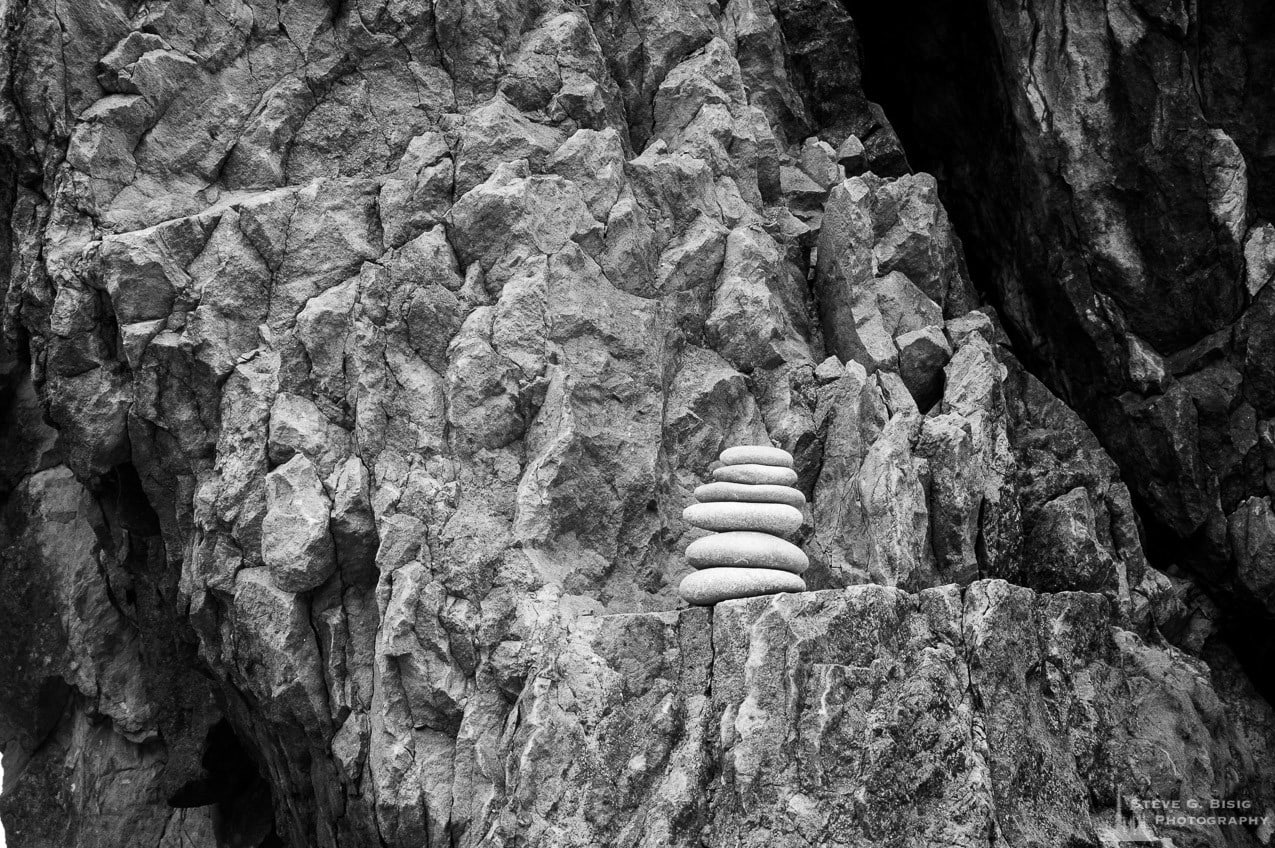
[707,582,1275,848]
[0,2,1272,847]
[261,453,336,592]
[848,0,1275,688]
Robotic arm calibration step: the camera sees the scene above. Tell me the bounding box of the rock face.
[845,0,1275,683]
[0,2,1272,847]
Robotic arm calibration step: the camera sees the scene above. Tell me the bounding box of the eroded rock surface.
[0,1,1271,847]
[844,0,1275,685]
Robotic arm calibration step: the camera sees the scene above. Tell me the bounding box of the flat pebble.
[682,502,803,536]
[712,464,799,486]
[678,567,807,605]
[719,445,794,468]
[694,481,805,509]
[686,531,809,574]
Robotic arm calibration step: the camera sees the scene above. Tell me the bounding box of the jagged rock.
[809,361,885,580]
[779,164,827,212]
[3,3,1275,846]
[867,174,975,316]
[876,269,943,335]
[546,128,625,222]
[705,225,809,371]
[261,454,336,593]
[378,133,454,249]
[866,0,1275,666]
[915,413,982,583]
[813,355,845,383]
[650,213,729,296]
[835,133,866,174]
[815,178,888,367]
[1004,359,1152,613]
[943,309,997,348]
[331,457,378,587]
[896,324,951,407]
[267,392,350,476]
[662,346,769,489]
[854,412,936,588]
[475,606,714,844]
[706,582,1275,847]
[1024,487,1119,592]
[447,160,603,288]
[232,568,331,731]
[1246,223,1275,296]
[453,97,565,196]
[1229,497,1275,613]
[798,137,839,188]
[1127,334,1170,394]
[815,178,962,376]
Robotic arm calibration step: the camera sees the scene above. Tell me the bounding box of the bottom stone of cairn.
[679,567,807,606]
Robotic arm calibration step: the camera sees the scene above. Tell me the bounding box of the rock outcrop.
[0,1,1271,847]
[844,0,1275,685]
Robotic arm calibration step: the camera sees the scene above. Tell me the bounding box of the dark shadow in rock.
[168,719,281,848]
[842,0,1275,705]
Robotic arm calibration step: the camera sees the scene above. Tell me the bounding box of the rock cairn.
[679,445,809,605]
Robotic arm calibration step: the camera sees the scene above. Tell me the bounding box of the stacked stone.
[679,445,809,606]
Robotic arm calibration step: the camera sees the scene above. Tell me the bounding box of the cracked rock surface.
[0,1,1272,846]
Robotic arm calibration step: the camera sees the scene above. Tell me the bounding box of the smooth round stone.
[719,445,794,468]
[686,531,809,574]
[679,567,807,606]
[682,502,803,536]
[695,481,805,510]
[712,464,799,486]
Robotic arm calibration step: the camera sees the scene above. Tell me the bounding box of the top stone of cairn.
[719,445,794,468]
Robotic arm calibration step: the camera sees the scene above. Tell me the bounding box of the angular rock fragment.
[1229,496,1275,612]
[836,133,866,174]
[261,454,336,593]
[896,324,952,407]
